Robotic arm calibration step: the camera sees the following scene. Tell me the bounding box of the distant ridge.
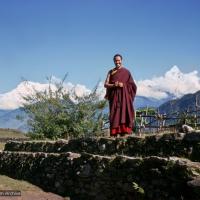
[158,90,200,114]
[0,95,170,132]
[2,90,200,132]
[135,95,172,109]
[0,108,28,133]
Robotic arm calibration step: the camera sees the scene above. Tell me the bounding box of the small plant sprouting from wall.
[132,182,145,199]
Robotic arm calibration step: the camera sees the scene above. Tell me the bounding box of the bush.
[22,77,108,139]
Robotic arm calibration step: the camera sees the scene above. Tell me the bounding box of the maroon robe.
[106,67,137,135]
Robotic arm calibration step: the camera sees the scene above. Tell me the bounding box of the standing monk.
[104,54,137,137]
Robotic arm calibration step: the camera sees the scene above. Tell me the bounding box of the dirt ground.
[0,175,70,200]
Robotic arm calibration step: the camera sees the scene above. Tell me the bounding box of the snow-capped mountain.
[0,65,200,132]
[0,81,167,132]
[0,80,91,110]
[136,66,200,100]
[1,65,200,110]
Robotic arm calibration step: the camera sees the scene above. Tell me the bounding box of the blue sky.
[0,0,200,93]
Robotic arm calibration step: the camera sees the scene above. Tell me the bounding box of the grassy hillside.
[0,129,29,150]
[0,128,28,138]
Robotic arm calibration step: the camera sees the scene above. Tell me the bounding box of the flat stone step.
[4,132,200,161]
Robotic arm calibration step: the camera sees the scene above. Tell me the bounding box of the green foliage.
[136,107,156,116]
[132,182,144,194]
[22,76,108,139]
[134,107,157,133]
[132,182,145,199]
[176,111,196,130]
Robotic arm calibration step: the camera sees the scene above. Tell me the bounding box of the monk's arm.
[104,73,115,88]
[104,70,124,88]
[127,73,137,99]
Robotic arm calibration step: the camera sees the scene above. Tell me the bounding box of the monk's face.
[114,56,122,68]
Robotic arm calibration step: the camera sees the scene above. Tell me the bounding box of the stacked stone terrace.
[1,132,200,200]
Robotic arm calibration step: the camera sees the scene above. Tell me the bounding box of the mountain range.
[0,96,169,132]
[0,94,179,132]
[0,66,200,133]
[1,91,200,133]
[158,90,200,115]
[0,108,28,132]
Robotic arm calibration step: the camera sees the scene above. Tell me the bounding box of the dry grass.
[0,128,28,139]
[0,175,67,200]
[0,143,5,151]
[0,175,40,191]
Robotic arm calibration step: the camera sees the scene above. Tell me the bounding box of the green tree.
[22,76,108,139]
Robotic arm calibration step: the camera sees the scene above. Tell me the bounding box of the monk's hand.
[118,82,123,87]
[114,81,119,87]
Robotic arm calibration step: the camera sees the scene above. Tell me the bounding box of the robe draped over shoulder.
[106,67,137,135]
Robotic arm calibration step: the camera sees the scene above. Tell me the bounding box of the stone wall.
[0,151,200,200]
[4,132,200,161]
[1,132,200,199]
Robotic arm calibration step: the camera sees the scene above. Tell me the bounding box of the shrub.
[22,76,108,139]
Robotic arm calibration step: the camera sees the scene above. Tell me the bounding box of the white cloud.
[137,66,200,99]
[0,66,200,109]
